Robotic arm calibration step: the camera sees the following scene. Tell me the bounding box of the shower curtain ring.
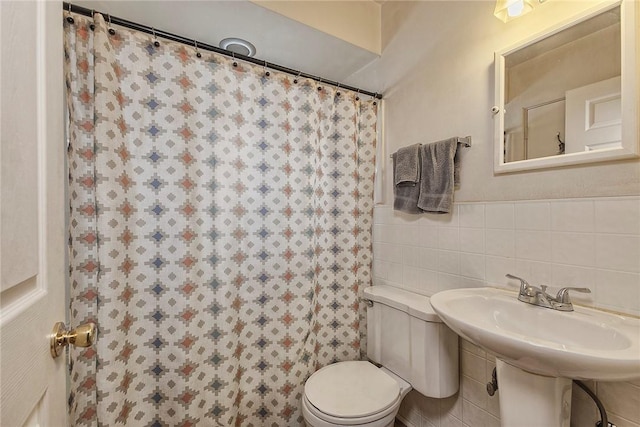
[232,52,238,67]
[263,60,270,77]
[152,28,160,47]
[294,71,302,84]
[355,89,360,101]
[373,92,378,106]
[335,83,341,97]
[89,9,95,30]
[108,15,115,35]
[66,3,74,24]
[195,40,201,58]
[317,78,323,91]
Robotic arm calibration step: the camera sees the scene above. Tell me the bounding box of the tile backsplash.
[372,196,640,427]
[373,197,640,316]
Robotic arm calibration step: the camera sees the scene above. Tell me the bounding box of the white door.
[1,1,67,426]
[565,76,622,153]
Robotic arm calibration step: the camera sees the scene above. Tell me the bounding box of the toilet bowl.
[302,286,460,427]
[302,361,411,427]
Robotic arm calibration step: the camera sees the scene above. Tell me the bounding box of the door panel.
[565,76,622,153]
[1,1,66,426]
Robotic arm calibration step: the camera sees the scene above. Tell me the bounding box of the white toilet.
[302,286,459,427]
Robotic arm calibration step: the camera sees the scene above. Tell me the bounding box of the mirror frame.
[494,0,639,174]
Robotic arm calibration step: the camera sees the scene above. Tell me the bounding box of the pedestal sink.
[430,287,640,427]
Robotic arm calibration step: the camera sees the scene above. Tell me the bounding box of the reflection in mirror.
[504,7,621,162]
[494,0,639,174]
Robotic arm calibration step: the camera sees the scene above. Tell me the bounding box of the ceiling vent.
[219,38,256,57]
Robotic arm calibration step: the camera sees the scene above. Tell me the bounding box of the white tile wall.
[373,196,640,315]
[374,196,640,427]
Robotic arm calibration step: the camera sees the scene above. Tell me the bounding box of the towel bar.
[390,136,471,158]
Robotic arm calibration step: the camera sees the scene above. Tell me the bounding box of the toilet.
[302,286,459,427]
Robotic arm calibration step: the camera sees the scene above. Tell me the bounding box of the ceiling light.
[494,0,534,22]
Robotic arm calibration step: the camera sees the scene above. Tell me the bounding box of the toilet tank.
[364,286,459,398]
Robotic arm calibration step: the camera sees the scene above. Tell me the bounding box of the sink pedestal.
[496,359,573,427]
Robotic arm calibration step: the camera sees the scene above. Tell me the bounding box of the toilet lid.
[304,361,400,418]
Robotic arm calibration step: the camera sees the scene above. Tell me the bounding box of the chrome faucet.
[505,274,591,312]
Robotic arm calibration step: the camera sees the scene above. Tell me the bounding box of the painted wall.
[353,1,640,426]
[251,0,381,54]
[349,0,639,203]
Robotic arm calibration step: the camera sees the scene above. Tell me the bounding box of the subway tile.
[439,227,460,251]
[373,206,386,224]
[513,259,552,285]
[550,264,596,304]
[461,376,488,410]
[403,265,422,289]
[461,350,486,383]
[438,250,460,275]
[550,199,594,232]
[417,268,440,296]
[460,253,485,281]
[390,225,411,245]
[551,232,595,267]
[440,414,463,427]
[485,229,515,258]
[461,339,486,358]
[440,393,463,421]
[417,226,439,249]
[373,260,390,279]
[595,198,640,235]
[416,394,441,425]
[485,256,516,288]
[452,275,485,289]
[423,208,458,227]
[485,203,514,229]
[594,269,640,314]
[459,204,485,228]
[438,273,466,291]
[399,226,427,247]
[462,400,500,427]
[399,390,425,427]
[373,224,384,242]
[515,231,551,262]
[460,228,485,254]
[417,248,439,271]
[595,234,640,273]
[597,381,640,424]
[376,243,405,263]
[403,246,422,268]
[392,209,423,225]
[388,262,404,284]
[515,202,550,231]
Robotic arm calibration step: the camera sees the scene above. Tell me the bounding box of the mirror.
[494,0,639,173]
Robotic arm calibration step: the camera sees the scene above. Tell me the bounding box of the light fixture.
[494,0,534,22]
[219,38,256,57]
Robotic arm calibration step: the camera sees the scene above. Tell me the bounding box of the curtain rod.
[63,2,383,100]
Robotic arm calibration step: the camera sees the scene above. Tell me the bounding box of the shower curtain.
[65,13,377,427]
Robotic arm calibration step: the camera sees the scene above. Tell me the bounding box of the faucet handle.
[555,287,591,304]
[506,274,530,294]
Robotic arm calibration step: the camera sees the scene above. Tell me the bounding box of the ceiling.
[74,0,380,85]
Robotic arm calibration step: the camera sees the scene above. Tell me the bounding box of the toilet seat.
[302,393,401,426]
[303,361,410,426]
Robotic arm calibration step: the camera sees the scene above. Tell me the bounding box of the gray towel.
[417,138,460,214]
[394,144,420,185]
[392,149,422,214]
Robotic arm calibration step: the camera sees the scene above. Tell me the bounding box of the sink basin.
[430,287,640,381]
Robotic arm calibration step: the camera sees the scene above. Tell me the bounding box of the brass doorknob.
[50,322,96,358]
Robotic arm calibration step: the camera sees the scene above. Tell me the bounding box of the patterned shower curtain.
[65,13,377,427]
